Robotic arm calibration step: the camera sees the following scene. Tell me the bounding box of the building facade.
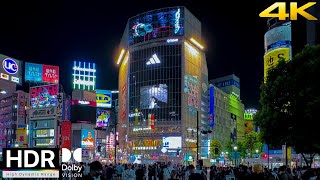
[208,85,244,150]
[117,7,208,163]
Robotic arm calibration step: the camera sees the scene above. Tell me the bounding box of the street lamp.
[255,149,259,154]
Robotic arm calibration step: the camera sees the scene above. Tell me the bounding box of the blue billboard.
[25,62,43,82]
[128,7,184,45]
[209,86,215,127]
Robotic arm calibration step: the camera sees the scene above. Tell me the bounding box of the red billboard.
[71,100,97,107]
[61,121,71,150]
[42,64,59,84]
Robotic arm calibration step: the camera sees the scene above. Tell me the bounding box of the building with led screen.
[117,7,208,163]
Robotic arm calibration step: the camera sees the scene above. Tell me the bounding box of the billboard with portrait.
[264,48,290,80]
[140,84,168,109]
[128,7,184,45]
[96,108,110,127]
[163,136,182,149]
[81,129,95,149]
[96,89,112,108]
[0,54,22,84]
[30,84,59,108]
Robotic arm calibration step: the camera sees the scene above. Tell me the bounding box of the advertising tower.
[117,7,208,163]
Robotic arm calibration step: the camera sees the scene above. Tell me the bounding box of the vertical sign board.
[61,121,71,150]
[56,93,63,117]
[62,98,71,121]
[209,86,214,127]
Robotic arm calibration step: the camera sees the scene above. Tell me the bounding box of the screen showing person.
[140,84,168,109]
[81,130,95,149]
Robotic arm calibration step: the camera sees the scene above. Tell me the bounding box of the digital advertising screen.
[73,61,96,91]
[0,54,22,84]
[128,7,184,45]
[25,62,43,82]
[264,48,290,79]
[96,108,110,127]
[96,89,112,108]
[30,84,58,109]
[163,136,182,149]
[71,105,96,123]
[140,84,168,109]
[81,129,95,149]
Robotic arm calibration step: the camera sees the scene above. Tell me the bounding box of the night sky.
[0,0,305,109]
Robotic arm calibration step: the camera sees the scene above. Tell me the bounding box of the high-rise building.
[117,6,208,163]
[208,83,245,150]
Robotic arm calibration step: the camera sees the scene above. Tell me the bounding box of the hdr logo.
[3,148,59,178]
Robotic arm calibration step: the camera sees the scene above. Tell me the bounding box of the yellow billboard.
[16,128,27,145]
[264,48,290,81]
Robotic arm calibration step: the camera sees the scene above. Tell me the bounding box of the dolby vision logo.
[62,148,82,162]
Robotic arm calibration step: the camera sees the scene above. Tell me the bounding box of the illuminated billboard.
[0,54,22,84]
[96,89,112,108]
[81,129,95,149]
[264,22,291,51]
[264,48,290,80]
[25,62,43,82]
[163,136,182,149]
[30,84,59,109]
[209,86,214,127]
[140,84,168,109]
[96,108,110,127]
[61,121,71,149]
[128,7,184,45]
[184,75,199,113]
[72,61,96,91]
[25,62,59,83]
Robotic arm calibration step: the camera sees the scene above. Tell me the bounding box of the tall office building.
[117,7,208,163]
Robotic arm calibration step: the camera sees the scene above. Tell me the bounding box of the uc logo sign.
[3,58,18,74]
[62,148,82,162]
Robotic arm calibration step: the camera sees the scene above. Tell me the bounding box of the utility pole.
[285,142,288,166]
[196,111,199,164]
[268,144,270,169]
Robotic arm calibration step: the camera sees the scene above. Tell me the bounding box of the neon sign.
[167,39,179,43]
[174,9,180,34]
[79,100,90,105]
[72,61,96,91]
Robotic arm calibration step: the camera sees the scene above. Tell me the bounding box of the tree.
[255,45,320,167]
[241,132,264,157]
[210,139,222,158]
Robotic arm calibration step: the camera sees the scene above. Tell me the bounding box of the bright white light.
[152,54,160,63]
[123,54,129,65]
[190,38,204,49]
[0,90,7,94]
[111,90,119,93]
[167,39,178,43]
[14,105,17,108]
[117,49,125,65]
[73,67,96,72]
[15,144,19,147]
[78,100,90,105]
[146,54,161,65]
[184,42,199,56]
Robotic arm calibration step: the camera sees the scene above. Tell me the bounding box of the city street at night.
[0,1,319,179]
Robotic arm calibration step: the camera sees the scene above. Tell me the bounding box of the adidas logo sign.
[146,54,161,65]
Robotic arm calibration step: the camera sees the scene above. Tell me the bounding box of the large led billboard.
[140,84,168,109]
[184,75,199,113]
[163,136,182,149]
[96,108,110,127]
[264,22,291,51]
[72,61,96,91]
[81,129,95,149]
[30,84,59,109]
[128,7,184,45]
[0,54,22,84]
[96,89,112,108]
[71,104,96,123]
[25,62,59,84]
[264,48,290,80]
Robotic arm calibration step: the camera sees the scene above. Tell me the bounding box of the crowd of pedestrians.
[72,161,320,180]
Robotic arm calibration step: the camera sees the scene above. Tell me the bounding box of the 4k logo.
[260,2,318,21]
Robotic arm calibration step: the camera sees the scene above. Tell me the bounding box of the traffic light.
[262,153,268,159]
